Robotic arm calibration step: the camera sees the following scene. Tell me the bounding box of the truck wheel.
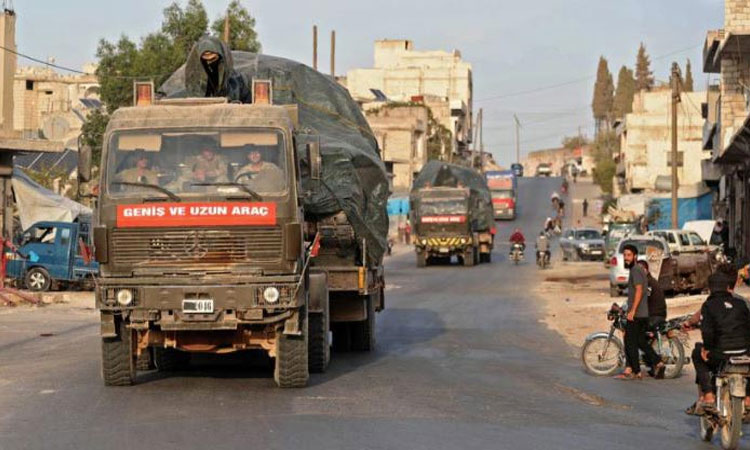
[463,247,476,267]
[480,252,492,263]
[154,348,191,372]
[25,267,51,292]
[101,320,136,386]
[351,295,376,351]
[416,251,428,268]
[274,308,309,388]
[308,302,330,373]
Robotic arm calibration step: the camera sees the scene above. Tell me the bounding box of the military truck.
[80,39,388,388]
[410,162,495,267]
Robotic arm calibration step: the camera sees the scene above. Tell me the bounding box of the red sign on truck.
[421,215,467,224]
[116,202,277,228]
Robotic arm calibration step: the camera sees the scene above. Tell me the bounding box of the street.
[0,177,712,450]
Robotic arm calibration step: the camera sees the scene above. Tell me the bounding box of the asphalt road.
[0,177,719,450]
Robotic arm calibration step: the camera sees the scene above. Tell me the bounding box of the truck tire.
[274,308,309,388]
[25,267,51,292]
[308,297,330,373]
[101,320,136,386]
[351,295,376,351]
[154,347,191,372]
[416,251,428,268]
[480,252,492,264]
[463,247,476,267]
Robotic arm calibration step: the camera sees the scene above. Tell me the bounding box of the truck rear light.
[617,276,627,282]
[610,256,617,267]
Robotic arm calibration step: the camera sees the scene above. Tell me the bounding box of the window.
[689,233,705,246]
[25,80,33,91]
[60,228,70,248]
[26,226,56,244]
[678,233,690,246]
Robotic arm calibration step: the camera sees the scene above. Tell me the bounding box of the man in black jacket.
[691,268,750,410]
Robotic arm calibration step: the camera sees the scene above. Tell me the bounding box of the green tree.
[562,135,589,150]
[162,0,209,58]
[211,0,261,52]
[591,130,619,194]
[612,66,635,119]
[635,43,654,92]
[684,59,694,92]
[80,109,110,165]
[592,56,614,134]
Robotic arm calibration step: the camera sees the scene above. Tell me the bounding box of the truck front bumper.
[415,236,472,255]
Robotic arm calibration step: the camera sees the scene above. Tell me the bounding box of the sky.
[14,0,724,166]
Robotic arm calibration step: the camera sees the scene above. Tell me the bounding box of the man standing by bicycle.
[687,267,750,414]
[616,244,665,380]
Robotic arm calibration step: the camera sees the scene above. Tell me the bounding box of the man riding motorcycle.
[685,265,750,415]
[509,228,526,256]
[535,231,550,265]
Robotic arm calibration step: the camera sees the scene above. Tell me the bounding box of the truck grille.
[111,227,282,265]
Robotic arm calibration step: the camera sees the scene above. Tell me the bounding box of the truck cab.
[485,170,517,220]
[83,99,327,388]
[6,221,98,291]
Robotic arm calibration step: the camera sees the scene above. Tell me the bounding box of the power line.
[476,44,702,103]
[0,44,167,80]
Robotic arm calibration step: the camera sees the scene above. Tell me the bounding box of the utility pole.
[330,30,336,78]
[478,108,484,173]
[312,25,318,70]
[670,65,681,228]
[222,12,230,44]
[515,118,520,164]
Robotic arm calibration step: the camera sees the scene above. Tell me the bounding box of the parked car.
[604,221,640,261]
[609,235,675,297]
[647,229,714,254]
[560,228,606,261]
[535,163,552,177]
[510,163,524,177]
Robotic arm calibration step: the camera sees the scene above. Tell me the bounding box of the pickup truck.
[646,229,713,294]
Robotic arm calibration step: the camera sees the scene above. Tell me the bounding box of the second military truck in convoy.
[81,37,389,388]
[410,161,495,267]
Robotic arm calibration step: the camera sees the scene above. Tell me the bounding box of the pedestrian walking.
[582,198,588,217]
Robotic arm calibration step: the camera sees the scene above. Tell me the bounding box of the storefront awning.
[716,112,750,165]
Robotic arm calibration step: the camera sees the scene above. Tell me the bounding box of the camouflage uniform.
[188,154,229,182]
[235,161,285,191]
[115,168,159,185]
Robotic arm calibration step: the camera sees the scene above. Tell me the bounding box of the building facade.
[621,88,708,193]
[702,0,750,259]
[345,40,473,156]
[13,65,100,146]
[364,104,428,193]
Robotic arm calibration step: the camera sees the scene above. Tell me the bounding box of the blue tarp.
[647,193,713,229]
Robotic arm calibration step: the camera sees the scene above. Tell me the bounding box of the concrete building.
[364,103,429,193]
[521,145,594,177]
[620,88,708,193]
[345,40,473,156]
[13,65,100,147]
[702,0,750,258]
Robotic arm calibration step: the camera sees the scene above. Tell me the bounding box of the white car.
[608,235,675,297]
[647,229,713,255]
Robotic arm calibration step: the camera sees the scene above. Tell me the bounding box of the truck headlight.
[116,289,134,306]
[263,287,280,304]
[420,239,427,245]
[459,238,467,244]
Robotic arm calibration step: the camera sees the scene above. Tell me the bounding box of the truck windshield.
[491,190,513,199]
[106,128,288,197]
[419,199,467,215]
[619,239,665,255]
[575,230,601,240]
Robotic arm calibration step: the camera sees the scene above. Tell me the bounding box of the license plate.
[182,299,214,314]
[591,250,602,255]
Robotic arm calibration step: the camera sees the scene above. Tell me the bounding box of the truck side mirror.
[306,142,321,181]
[78,140,93,183]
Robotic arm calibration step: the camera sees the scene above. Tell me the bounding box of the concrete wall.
[622,89,707,191]
[365,104,428,192]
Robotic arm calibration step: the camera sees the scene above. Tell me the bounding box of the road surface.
[0,177,712,449]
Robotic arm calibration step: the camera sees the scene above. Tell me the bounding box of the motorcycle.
[536,250,550,269]
[698,355,750,449]
[581,304,690,378]
[510,243,524,265]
